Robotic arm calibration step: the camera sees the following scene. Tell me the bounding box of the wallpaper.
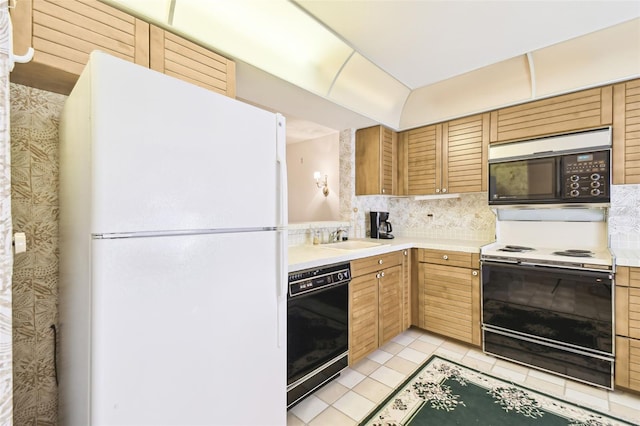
[10,83,66,425]
[609,184,640,248]
[0,3,12,424]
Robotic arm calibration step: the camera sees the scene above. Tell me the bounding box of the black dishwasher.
[287,262,350,408]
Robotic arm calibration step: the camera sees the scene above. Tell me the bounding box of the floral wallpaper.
[10,83,65,425]
[1,3,12,424]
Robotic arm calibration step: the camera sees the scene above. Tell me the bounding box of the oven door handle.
[483,261,612,280]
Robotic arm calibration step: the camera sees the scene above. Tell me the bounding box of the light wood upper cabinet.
[613,79,640,184]
[614,266,640,391]
[349,251,403,365]
[489,86,613,144]
[150,25,236,98]
[399,113,489,195]
[10,0,150,94]
[399,124,440,195]
[442,114,490,194]
[10,1,236,98]
[356,125,397,195]
[417,249,481,346]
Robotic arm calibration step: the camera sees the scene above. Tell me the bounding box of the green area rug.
[360,355,635,426]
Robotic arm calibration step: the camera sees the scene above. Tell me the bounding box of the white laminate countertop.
[288,237,492,272]
[611,248,640,268]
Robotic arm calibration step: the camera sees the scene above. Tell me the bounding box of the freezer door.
[88,232,286,425]
[81,52,282,233]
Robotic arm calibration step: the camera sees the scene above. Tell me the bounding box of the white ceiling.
[234,0,640,142]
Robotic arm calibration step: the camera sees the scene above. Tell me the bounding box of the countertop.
[611,248,640,268]
[288,238,640,271]
[288,237,492,272]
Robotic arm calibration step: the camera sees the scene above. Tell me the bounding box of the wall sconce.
[314,171,329,197]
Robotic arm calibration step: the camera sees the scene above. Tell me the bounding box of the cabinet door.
[378,265,403,346]
[613,79,640,184]
[10,0,150,94]
[150,25,236,98]
[349,274,378,366]
[404,124,442,195]
[442,113,490,194]
[419,263,479,345]
[615,336,640,391]
[401,250,411,331]
[355,126,396,195]
[489,86,613,143]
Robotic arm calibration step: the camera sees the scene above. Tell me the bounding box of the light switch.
[13,232,26,254]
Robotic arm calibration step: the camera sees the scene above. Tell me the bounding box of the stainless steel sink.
[319,240,388,250]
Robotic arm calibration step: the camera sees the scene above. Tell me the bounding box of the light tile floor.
[287,328,640,425]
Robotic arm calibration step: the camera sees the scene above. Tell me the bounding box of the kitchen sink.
[320,240,388,250]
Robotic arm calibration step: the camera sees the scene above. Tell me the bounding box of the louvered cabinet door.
[356,125,397,195]
[378,265,403,346]
[442,113,490,194]
[405,124,441,195]
[150,26,236,98]
[10,0,149,94]
[489,86,613,143]
[613,79,640,184]
[349,274,379,366]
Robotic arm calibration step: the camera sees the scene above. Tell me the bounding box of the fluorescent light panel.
[102,0,410,128]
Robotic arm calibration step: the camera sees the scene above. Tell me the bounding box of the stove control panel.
[562,150,610,200]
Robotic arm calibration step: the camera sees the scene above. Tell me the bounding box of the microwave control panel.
[562,150,610,200]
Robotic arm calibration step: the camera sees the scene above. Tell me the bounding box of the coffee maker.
[370,211,394,239]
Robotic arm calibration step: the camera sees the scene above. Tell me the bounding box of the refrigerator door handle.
[275,114,288,348]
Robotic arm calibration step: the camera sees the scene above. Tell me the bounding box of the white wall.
[287,133,340,222]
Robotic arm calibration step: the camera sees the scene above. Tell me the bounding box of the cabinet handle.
[403,250,408,256]
[378,259,383,265]
[435,188,440,193]
[382,188,386,194]
[380,271,385,277]
[442,188,447,193]
[442,255,448,260]
[472,270,478,276]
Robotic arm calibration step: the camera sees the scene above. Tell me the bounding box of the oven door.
[287,281,348,400]
[481,262,613,355]
[488,156,559,205]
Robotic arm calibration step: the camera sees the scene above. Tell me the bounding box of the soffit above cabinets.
[101,0,640,132]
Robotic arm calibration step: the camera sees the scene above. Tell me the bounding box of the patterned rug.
[360,355,635,426]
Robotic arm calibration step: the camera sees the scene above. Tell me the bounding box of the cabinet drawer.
[616,266,640,288]
[419,249,478,268]
[351,251,403,277]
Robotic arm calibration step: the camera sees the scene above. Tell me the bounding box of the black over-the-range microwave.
[488,128,612,206]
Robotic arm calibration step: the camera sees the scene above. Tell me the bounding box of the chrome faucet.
[331,228,348,242]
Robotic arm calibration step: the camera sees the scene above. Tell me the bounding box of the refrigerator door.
[80,52,283,233]
[88,232,286,425]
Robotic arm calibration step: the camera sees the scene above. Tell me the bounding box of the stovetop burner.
[498,245,535,253]
[552,249,594,258]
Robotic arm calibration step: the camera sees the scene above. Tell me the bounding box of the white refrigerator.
[58,51,288,425]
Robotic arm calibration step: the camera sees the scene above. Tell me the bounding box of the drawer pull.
[380,271,385,278]
[472,271,478,276]
[442,255,448,260]
[378,259,383,265]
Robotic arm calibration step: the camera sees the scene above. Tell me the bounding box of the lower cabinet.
[349,251,406,366]
[615,266,640,391]
[417,249,481,346]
